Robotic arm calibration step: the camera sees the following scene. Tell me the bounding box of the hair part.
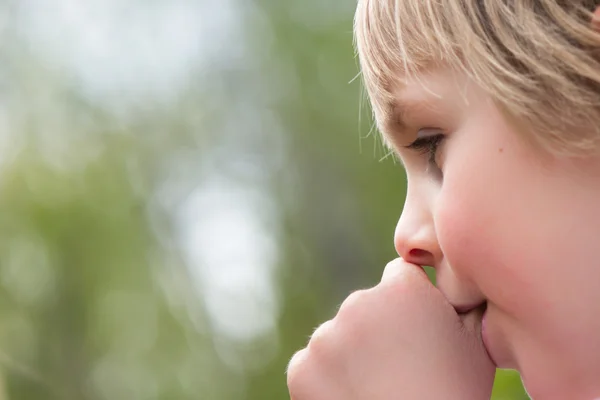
[354,0,600,155]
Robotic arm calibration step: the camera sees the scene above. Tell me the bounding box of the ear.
[593,6,600,32]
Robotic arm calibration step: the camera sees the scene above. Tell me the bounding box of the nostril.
[409,249,429,259]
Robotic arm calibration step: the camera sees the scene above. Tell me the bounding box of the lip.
[453,302,486,315]
[480,305,500,367]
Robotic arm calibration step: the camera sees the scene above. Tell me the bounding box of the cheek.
[435,186,508,291]
[433,156,539,315]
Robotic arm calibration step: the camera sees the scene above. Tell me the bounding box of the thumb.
[381,257,429,283]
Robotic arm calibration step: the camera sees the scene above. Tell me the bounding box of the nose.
[394,188,441,267]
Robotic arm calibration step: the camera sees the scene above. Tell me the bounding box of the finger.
[381,258,404,282]
[381,258,428,283]
[287,347,340,400]
[287,349,311,399]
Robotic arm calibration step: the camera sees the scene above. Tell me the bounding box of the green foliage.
[0,0,529,399]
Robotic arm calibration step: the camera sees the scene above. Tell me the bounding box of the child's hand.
[286,258,496,400]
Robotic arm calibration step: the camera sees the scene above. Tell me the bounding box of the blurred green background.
[0,0,529,399]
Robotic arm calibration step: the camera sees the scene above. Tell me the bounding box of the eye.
[404,132,445,168]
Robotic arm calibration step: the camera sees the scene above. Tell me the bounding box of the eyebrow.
[376,100,411,166]
[379,96,432,149]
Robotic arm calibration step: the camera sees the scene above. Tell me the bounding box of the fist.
[287,258,495,400]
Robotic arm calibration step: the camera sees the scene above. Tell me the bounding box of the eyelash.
[405,134,444,167]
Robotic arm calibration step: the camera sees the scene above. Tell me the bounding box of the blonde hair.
[354,0,600,155]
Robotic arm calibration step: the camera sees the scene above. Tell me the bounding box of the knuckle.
[336,289,371,321]
[286,348,309,392]
[335,290,374,343]
[306,319,336,355]
[287,321,338,397]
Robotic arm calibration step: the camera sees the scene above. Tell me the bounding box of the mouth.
[450,301,497,365]
[454,301,487,316]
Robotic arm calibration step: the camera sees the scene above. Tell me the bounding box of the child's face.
[389,68,600,398]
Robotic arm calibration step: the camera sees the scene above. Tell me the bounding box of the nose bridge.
[394,185,440,264]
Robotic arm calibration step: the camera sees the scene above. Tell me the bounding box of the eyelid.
[404,128,444,149]
[416,128,442,138]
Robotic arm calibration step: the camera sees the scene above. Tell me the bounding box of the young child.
[287,1,600,399]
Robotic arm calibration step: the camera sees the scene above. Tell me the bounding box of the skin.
[287,67,600,400]
[593,6,600,31]
[392,69,600,399]
[287,258,496,400]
